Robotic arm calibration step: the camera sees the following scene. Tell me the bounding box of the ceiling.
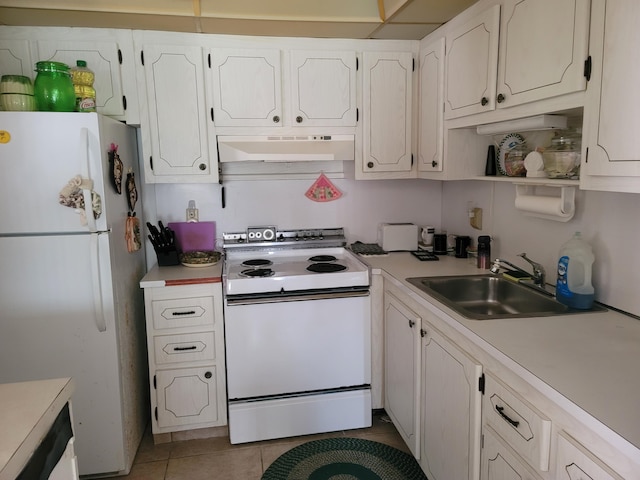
[0,0,478,40]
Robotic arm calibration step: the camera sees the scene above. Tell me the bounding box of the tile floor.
[118,413,408,479]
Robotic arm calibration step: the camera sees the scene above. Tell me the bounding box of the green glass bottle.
[34,61,76,112]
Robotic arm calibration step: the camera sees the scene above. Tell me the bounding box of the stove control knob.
[277,234,285,242]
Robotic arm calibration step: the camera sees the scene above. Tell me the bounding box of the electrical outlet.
[470,207,483,230]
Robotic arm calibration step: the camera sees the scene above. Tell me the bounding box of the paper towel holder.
[515,184,575,222]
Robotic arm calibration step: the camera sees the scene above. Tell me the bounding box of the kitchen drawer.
[555,432,623,480]
[483,373,551,471]
[481,425,543,480]
[153,331,216,365]
[151,295,215,330]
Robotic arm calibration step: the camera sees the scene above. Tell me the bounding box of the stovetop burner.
[307,263,347,273]
[242,259,273,268]
[308,255,337,262]
[240,268,275,278]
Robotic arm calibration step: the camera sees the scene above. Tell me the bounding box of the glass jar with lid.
[542,133,581,179]
[34,61,76,112]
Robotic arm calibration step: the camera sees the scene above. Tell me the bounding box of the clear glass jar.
[34,61,76,112]
[542,134,581,179]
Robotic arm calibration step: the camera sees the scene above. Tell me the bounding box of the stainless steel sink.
[406,274,605,320]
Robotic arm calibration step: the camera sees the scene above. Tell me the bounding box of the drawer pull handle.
[496,405,519,427]
[172,310,196,316]
[173,345,197,351]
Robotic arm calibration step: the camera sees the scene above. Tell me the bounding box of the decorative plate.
[180,250,221,267]
[497,133,526,176]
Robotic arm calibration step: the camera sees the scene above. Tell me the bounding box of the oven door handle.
[226,289,369,306]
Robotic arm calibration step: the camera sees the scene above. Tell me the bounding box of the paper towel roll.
[514,194,567,216]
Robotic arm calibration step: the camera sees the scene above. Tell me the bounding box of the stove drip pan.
[309,255,337,262]
[242,259,273,268]
[307,263,347,273]
[240,268,275,278]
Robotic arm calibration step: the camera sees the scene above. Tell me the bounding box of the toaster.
[378,223,418,251]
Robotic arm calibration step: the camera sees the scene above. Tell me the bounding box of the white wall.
[150,177,443,249]
[441,181,640,317]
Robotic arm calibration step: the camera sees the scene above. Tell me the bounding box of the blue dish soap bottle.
[556,232,595,309]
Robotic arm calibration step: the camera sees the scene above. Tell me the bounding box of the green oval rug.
[262,437,427,480]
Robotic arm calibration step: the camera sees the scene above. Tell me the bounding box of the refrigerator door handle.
[90,233,107,332]
[80,127,98,233]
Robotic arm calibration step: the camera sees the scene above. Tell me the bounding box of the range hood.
[217,135,355,162]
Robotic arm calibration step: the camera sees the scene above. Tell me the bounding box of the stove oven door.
[224,291,371,400]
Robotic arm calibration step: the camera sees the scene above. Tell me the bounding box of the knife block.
[155,248,180,266]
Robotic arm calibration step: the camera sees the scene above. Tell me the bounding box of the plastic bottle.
[556,232,595,309]
[70,60,96,112]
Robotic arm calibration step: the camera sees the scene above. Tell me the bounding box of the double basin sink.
[406,274,605,320]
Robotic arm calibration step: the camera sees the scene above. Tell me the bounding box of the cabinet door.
[420,321,482,480]
[582,0,640,186]
[445,5,500,119]
[290,50,357,127]
[141,44,217,181]
[555,432,623,480]
[384,293,421,457]
[36,40,127,118]
[211,48,282,127]
[155,366,220,428]
[0,39,32,77]
[362,51,413,174]
[496,0,590,109]
[481,425,543,480]
[418,37,445,174]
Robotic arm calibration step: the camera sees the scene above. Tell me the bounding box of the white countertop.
[0,378,74,480]
[140,262,223,288]
[361,252,640,453]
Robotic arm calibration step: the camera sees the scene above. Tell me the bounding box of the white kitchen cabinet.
[0,39,32,77]
[384,292,421,457]
[581,0,640,193]
[444,5,500,119]
[138,43,218,183]
[445,0,589,119]
[555,432,624,480]
[420,316,483,480]
[481,425,543,480]
[0,27,138,124]
[142,282,227,434]
[360,51,414,179]
[211,48,283,127]
[417,36,445,174]
[290,50,357,127]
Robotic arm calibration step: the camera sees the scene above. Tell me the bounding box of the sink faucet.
[490,253,546,287]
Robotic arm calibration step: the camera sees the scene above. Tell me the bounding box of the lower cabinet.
[555,432,624,480]
[384,293,421,457]
[420,315,483,480]
[142,283,227,434]
[481,425,543,480]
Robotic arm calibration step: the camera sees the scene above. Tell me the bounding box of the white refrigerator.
[0,112,149,476]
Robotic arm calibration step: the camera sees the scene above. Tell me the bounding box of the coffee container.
[455,236,471,258]
[433,233,448,255]
[477,236,491,269]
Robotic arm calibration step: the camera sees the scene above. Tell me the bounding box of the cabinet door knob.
[420,329,427,338]
[204,371,213,379]
[408,320,415,328]
[367,162,374,168]
[497,93,505,103]
[296,116,303,123]
[199,163,207,171]
[431,160,438,168]
[273,115,280,123]
[481,96,489,106]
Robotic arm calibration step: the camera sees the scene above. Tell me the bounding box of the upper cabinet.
[210,48,357,129]
[136,40,218,183]
[0,27,139,124]
[418,36,445,175]
[581,0,640,193]
[445,0,590,120]
[290,50,357,127]
[210,48,283,127]
[445,5,500,120]
[359,51,414,179]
